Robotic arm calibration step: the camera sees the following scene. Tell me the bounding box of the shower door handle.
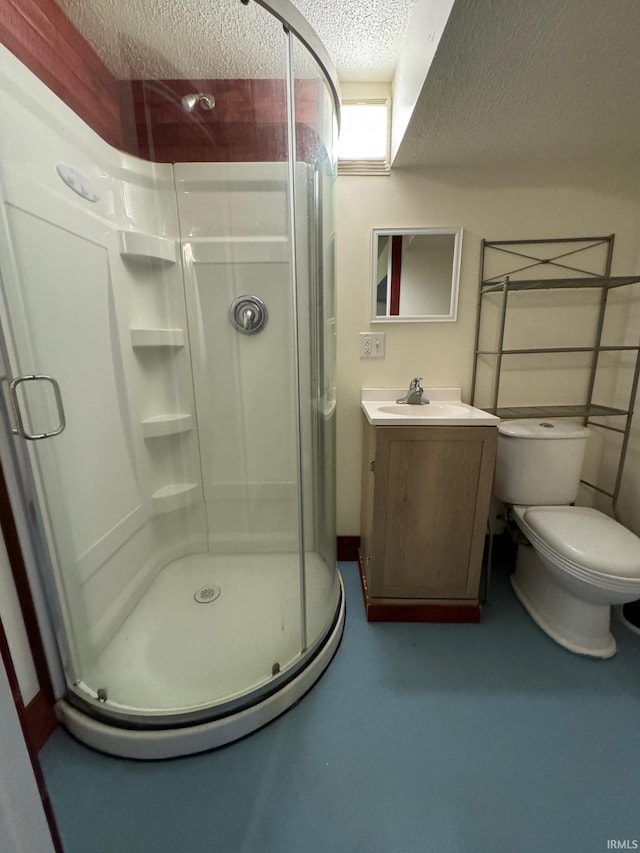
[9,374,67,440]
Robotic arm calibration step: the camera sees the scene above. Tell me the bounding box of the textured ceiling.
[393,0,640,167]
[57,0,287,79]
[56,0,414,82]
[294,0,414,82]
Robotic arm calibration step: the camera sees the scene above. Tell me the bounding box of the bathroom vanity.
[359,389,499,621]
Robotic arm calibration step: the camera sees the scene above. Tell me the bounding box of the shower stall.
[0,0,343,758]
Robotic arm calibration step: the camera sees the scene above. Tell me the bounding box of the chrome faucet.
[397,377,428,405]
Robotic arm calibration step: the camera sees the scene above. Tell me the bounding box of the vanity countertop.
[361,388,500,426]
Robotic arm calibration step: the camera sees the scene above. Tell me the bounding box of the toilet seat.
[512,505,640,587]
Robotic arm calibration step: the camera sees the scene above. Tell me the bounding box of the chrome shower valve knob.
[229,295,268,335]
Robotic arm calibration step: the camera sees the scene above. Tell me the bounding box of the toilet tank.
[494,419,589,506]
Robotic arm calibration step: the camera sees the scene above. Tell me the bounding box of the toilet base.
[511,546,616,658]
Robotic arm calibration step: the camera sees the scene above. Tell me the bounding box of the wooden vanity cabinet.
[359,420,497,622]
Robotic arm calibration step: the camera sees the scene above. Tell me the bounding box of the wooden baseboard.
[23,690,58,753]
[337,535,360,562]
[358,553,481,623]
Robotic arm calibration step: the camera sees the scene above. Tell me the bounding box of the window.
[337,96,391,175]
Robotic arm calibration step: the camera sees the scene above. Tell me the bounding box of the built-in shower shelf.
[187,236,289,265]
[117,231,177,264]
[142,414,193,438]
[130,328,185,348]
[151,483,199,514]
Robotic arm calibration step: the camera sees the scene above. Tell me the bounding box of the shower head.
[181,93,198,112]
[181,93,216,112]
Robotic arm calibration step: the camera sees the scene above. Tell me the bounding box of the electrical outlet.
[360,332,385,359]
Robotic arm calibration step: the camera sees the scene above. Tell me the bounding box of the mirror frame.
[370,226,463,323]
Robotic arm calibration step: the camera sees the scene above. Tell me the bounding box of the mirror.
[371,227,463,322]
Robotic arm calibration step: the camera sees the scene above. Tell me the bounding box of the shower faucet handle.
[229,295,268,335]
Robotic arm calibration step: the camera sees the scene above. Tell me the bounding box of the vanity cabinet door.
[367,425,496,600]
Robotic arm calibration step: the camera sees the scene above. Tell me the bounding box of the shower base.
[56,553,344,759]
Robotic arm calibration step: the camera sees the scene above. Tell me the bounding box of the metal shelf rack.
[471,235,640,513]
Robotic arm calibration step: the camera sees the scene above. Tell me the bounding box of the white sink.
[361,388,500,426]
[378,403,471,418]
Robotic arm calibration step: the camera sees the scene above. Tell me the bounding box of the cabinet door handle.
[370,460,376,472]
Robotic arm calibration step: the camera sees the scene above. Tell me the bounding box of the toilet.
[494,419,640,658]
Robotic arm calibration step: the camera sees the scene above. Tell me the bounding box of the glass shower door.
[0,61,206,711]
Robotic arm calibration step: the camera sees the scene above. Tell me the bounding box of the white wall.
[335,162,640,535]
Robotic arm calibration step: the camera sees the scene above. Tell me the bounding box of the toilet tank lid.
[498,419,589,439]
[522,506,640,577]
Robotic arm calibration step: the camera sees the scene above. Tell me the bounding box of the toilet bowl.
[510,505,640,657]
[495,419,640,658]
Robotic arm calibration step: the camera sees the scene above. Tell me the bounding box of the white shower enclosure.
[0,0,343,758]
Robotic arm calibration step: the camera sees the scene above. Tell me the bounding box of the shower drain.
[194,585,221,604]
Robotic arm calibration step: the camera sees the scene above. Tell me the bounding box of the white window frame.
[338,96,391,176]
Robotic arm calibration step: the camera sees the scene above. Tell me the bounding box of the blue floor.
[41,561,640,853]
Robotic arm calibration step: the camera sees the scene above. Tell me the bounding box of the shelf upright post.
[583,235,615,424]
[492,276,510,413]
[612,332,640,515]
[470,239,486,404]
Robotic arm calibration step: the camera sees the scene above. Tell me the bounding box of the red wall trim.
[0,618,64,852]
[23,689,58,752]
[123,78,324,163]
[0,0,123,148]
[0,3,326,164]
[0,459,55,718]
[390,235,403,316]
[337,536,360,562]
